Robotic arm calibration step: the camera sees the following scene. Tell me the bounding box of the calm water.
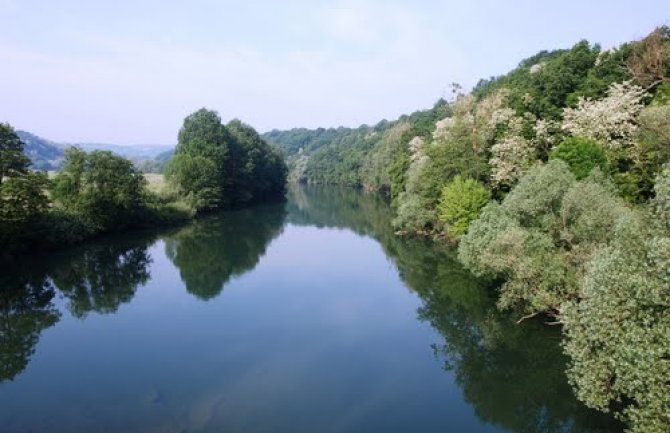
[0,186,621,433]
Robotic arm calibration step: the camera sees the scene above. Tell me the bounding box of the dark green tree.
[550,136,608,180]
[0,123,31,184]
[0,123,50,252]
[166,109,287,211]
[51,148,147,230]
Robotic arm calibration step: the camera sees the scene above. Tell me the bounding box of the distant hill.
[135,148,175,173]
[76,142,174,159]
[16,130,174,173]
[262,127,356,157]
[16,130,65,170]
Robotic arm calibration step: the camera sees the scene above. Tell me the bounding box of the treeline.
[264,100,450,192]
[0,109,287,259]
[273,27,670,433]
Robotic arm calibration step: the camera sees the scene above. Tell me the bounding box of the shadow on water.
[0,185,623,432]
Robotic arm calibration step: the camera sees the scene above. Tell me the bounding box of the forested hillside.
[16,130,64,170]
[263,100,450,192]
[267,27,670,433]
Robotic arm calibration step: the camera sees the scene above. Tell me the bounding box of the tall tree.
[166,109,287,211]
[0,123,31,185]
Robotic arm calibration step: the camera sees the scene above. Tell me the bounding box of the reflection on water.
[164,204,286,300]
[0,267,59,382]
[0,185,621,432]
[53,242,153,318]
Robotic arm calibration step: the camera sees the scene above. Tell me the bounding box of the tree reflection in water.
[0,186,625,432]
[288,185,622,433]
[0,267,59,382]
[51,242,152,318]
[164,204,286,300]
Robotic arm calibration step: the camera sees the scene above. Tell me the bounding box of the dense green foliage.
[167,109,287,211]
[264,100,450,196]
[561,168,670,433]
[0,124,51,251]
[52,148,148,230]
[459,161,629,315]
[0,123,31,181]
[550,136,608,180]
[1,109,286,258]
[262,27,670,433]
[2,25,668,433]
[437,176,490,237]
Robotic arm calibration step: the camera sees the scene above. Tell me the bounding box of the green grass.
[144,174,166,193]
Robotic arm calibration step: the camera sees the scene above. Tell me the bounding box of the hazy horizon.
[2,0,669,146]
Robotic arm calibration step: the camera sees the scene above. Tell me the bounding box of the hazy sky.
[1,0,668,144]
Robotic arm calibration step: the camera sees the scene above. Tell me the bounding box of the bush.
[550,136,608,180]
[459,160,631,316]
[437,176,490,237]
[51,148,147,231]
[562,214,670,433]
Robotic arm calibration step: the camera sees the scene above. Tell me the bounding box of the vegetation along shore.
[1,25,668,433]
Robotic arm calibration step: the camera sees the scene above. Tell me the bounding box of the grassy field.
[144,173,166,193]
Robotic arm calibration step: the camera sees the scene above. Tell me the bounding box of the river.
[0,186,621,433]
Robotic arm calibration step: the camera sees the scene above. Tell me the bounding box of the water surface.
[0,186,620,433]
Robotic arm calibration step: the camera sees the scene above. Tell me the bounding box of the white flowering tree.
[562,81,648,151]
[489,136,536,187]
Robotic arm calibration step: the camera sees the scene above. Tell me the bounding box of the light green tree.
[437,175,490,237]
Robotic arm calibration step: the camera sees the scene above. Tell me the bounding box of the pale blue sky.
[1,0,668,144]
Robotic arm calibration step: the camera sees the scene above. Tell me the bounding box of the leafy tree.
[627,26,670,89]
[0,172,49,223]
[490,135,536,187]
[474,41,601,120]
[166,109,229,210]
[437,176,490,237]
[165,152,222,209]
[226,119,287,203]
[167,109,287,211]
[0,123,30,184]
[459,161,630,317]
[550,136,608,180]
[562,81,647,152]
[51,148,147,230]
[0,124,50,251]
[563,193,670,433]
[634,104,670,196]
[393,102,490,232]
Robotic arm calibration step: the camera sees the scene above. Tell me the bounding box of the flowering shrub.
[490,135,536,187]
[562,81,647,151]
